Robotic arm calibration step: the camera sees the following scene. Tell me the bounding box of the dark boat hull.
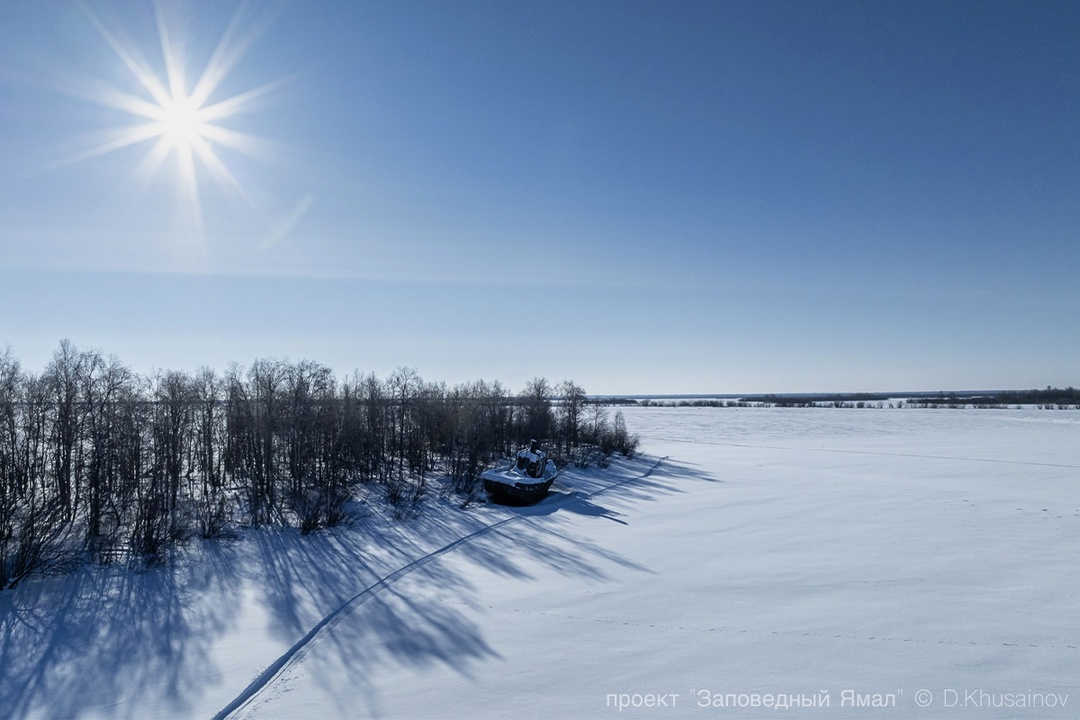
[483,477,555,506]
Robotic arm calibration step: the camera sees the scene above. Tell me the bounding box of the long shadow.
[225,454,715,716]
[0,540,244,719]
[0,453,720,719]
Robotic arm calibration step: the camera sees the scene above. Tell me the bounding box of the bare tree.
[520,377,553,445]
[0,348,25,585]
[556,380,587,456]
[386,367,424,509]
[43,340,87,519]
[82,354,136,560]
[192,367,229,537]
[247,359,287,525]
[1,353,78,586]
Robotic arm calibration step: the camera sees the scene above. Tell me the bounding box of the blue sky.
[1,0,1077,394]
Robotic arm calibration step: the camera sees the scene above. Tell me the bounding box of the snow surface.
[2,406,1078,719]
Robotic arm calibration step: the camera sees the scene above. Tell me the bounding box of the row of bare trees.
[1,342,637,588]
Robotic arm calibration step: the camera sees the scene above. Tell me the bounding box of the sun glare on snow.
[71,2,284,236]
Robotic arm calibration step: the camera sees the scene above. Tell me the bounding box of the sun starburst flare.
[66,1,288,237]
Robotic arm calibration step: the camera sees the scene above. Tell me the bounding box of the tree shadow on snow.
[0,540,244,719]
[0,453,718,718]
[539,490,630,524]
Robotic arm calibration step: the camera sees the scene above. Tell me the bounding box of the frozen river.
[244,405,1080,718]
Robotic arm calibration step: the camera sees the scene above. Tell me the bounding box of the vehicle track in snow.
[213,455,667,720]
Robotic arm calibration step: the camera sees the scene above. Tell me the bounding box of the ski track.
[213,456,668,720]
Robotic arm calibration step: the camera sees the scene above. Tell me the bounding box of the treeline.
[739,393,896,406]
[639,399,745,408]
[0,341,638,588]
[638,388,1080,409]
[906,387,1080,408]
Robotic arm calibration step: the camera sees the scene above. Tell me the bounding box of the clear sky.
[1,0,1077,394]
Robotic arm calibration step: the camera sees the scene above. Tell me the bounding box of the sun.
[69,2,284,236]
[158,91,207,150]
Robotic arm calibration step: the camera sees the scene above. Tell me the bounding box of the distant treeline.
[635,388,1079,409]
[636,394,896,408]
[0,341,638,588]
[904,387,1080,407]
[739,393,898,406]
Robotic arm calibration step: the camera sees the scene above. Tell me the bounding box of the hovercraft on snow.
[481,440,558,505]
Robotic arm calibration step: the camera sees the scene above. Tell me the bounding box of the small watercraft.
[481,439,558,505]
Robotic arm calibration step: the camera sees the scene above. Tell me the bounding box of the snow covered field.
[2,406,1078,719]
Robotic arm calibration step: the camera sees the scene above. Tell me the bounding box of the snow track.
[213,456,666,720]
